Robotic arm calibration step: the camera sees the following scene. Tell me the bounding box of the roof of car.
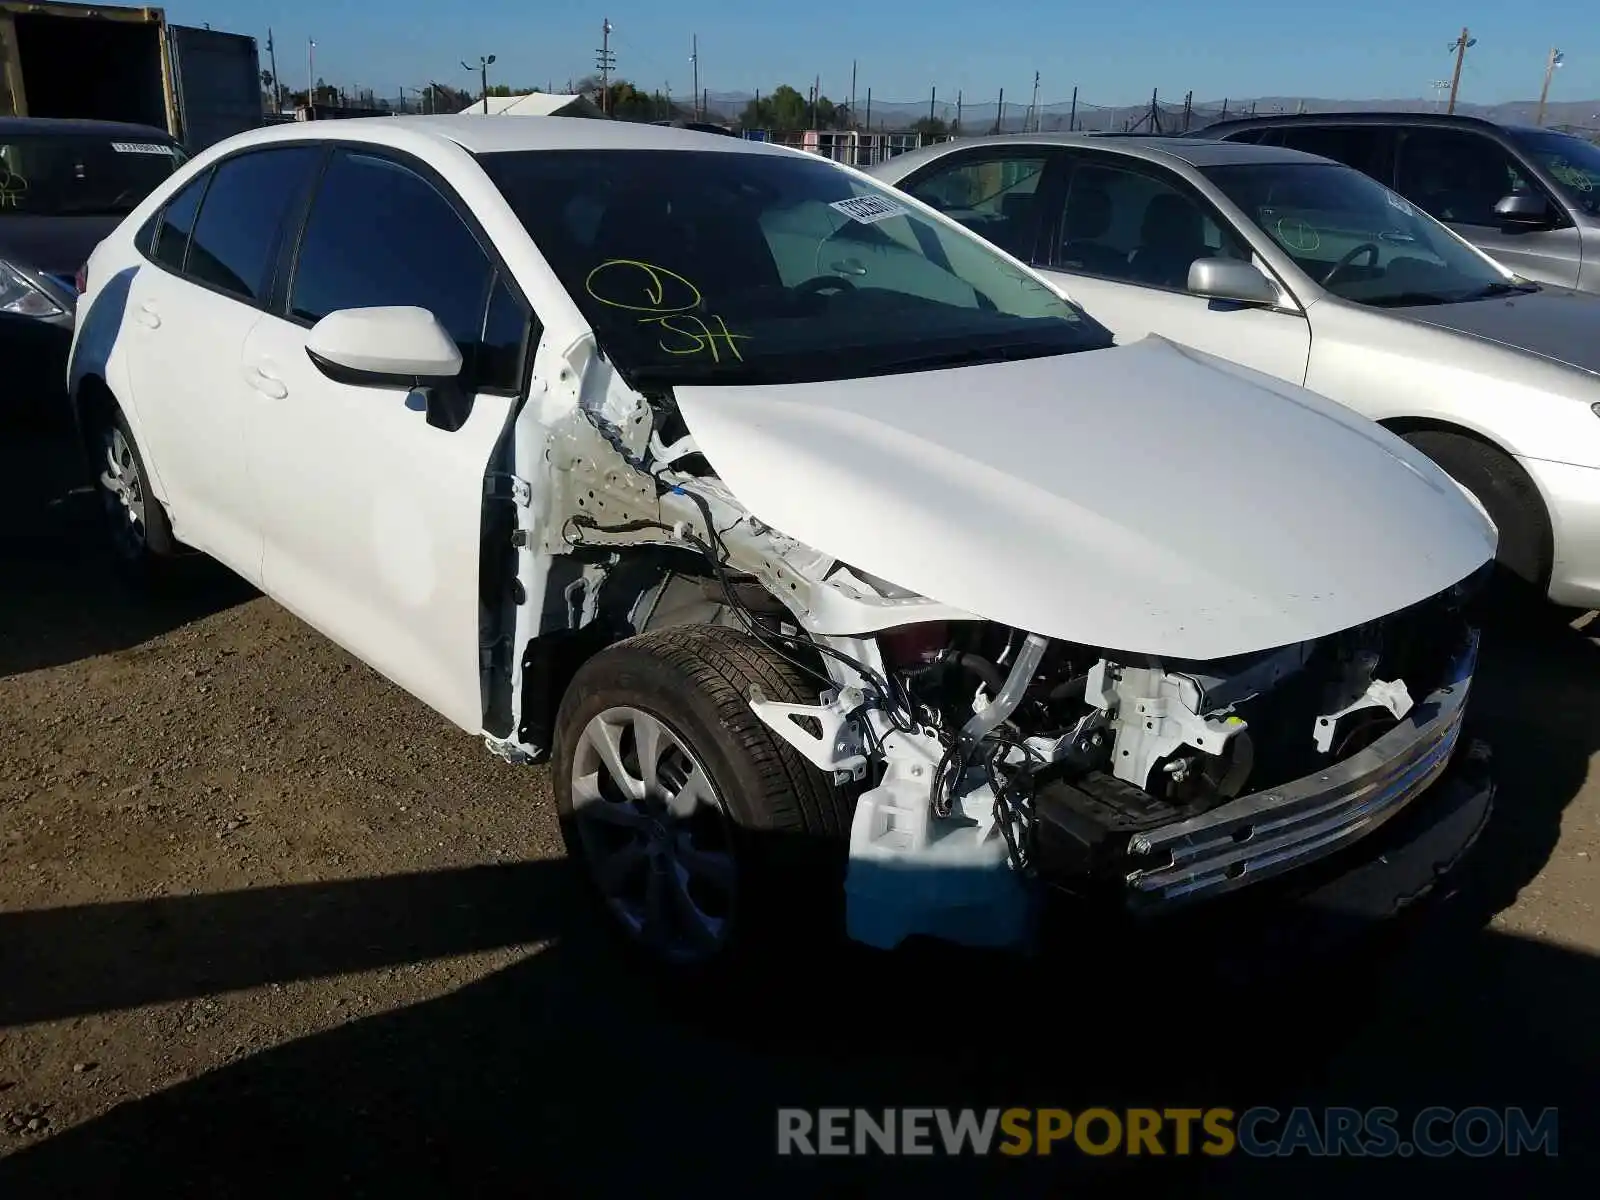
[0,116,178,140]
[877,131,1323,172]
[230,113,790,158]
[1193,111,1554,137]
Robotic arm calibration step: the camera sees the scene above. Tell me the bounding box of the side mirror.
[1493,192,1550,224]
[1187,258,1280,307]
[305,306,463,383]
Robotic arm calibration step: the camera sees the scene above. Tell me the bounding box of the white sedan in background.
[871,134,1600,610]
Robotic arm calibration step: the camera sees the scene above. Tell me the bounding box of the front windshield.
[0,133,188,217]
[478,148,1112,386]
[1507,129,1600,217]
[1201,161,1520,308]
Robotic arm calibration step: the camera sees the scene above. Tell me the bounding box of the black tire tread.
[588,624,851,839]
[1402,429,1551,595]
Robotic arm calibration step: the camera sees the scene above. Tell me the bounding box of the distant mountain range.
[691,89,1600,134]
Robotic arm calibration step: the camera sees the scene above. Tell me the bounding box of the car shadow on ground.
[0,421,255,679]
[1,613,1596,1197]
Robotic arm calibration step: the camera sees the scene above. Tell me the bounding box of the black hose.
[1048,673,1089,704]
[944,651,1006,694]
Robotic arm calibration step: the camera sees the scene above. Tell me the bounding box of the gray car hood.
[1386,286,1600,377]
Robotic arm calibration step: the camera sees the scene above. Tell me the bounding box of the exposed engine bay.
[488,350,1488,951]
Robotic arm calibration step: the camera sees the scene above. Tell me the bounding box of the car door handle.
[134,301,160,329]
[245,364,288,399]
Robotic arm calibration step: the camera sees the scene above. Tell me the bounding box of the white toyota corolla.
[68,117,1496,973]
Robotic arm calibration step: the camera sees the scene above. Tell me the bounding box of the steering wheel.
[794,274,857,297]
[1321,242,1380,287]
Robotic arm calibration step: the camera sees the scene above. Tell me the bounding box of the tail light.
[74,263,88,294]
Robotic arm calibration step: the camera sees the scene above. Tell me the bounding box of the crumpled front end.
[774,565,1493,952]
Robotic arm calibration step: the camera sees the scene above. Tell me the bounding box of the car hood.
[673,336,1495,661]
[0,214,121,278]
[1385,286,1600,377]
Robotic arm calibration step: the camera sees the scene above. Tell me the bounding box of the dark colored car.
[1,116,188,421]
[1192,112,1600,294]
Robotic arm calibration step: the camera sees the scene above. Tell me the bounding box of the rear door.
[1271,124,1398,187]
[893,144,1067,264]
[1394,126,1582,290]
[121,143,322,578]
[242,145,536,733]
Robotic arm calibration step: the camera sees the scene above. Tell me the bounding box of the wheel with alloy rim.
[93,408,178,576]
[551,625,855,974]
[568,705,738,964]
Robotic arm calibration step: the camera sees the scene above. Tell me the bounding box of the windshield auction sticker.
[829,195,910,224]
[110,142,176,155]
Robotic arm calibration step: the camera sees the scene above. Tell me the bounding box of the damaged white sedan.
[68,117,1498,969]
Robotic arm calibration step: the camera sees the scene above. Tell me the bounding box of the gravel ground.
[0,421,1596,1196]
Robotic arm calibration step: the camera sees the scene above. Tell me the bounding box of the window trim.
[178,144,328,307]
[143,165,215,276]
[277,141,539,399]
[1043,149,1303,311]
[893,145,1068,266]
[137,145,328,310]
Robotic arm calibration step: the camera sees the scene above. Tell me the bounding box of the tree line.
[260,69,952,134]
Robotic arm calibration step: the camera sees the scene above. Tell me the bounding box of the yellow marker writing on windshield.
[585,258,702,313]
[583,258,751,360]
[653,313,752,363]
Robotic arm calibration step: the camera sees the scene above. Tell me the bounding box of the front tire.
[551,625,853,976]
[1402,430,1552,608]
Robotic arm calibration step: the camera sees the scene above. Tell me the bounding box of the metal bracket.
[748,685,869,781]
[484,474,532,506]
[1312,677,1415,754]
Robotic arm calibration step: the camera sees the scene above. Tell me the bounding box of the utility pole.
[1183,90,1193,131]
[265,28,281,113]
[994,88,1004,134]
[929,85,936,126]
[864,87,871,132]
[1536,47,1564,127]
[462,54,496,113]
[306,38,315,106]
[690,34,699,119]
[595,18,615,115]
[955,89,962,134]
[850,59,857,129]
[1029,71,1040,132]
[1068,85,1077,131]
[1446,27,1475,114]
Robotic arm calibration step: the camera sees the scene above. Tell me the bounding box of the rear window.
[0,133,188,217]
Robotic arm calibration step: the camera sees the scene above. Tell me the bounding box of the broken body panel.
[488,319,1494,951]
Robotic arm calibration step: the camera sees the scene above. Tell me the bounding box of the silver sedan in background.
[869,134,1600,610]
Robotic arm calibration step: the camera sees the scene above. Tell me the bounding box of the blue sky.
[165,0,1595,108]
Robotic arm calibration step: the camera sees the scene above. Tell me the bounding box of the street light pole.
[307,38,315,106]
[1536,48,1564,127]
[462,55,496,113]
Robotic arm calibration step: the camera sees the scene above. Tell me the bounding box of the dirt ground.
[1,419,1596,1196]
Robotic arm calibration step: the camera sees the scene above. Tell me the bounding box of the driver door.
[1033,152,1312,385]
[1394,127,1583,291]
[242,146,536,733]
